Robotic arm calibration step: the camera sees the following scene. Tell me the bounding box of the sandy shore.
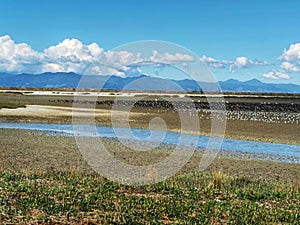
[0,105,139,118]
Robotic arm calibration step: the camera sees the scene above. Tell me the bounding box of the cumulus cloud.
[235,56,248,68]
[262,71,290,79]
[0,35,39,60]
[41,38,105,73]
[0,35,202,76]
[104,50,142,71]
[279,43,300,62]
[263,42,300,80]
[44,38,103,61]
[278,43,300,73]
[0,35,142,75]
[150,50,194,64]
[0,35,286,81]
[230,57,269,72]
[200,55,230,68]
[0,35,42,73]
[280,62,300,72]
[200,55,269,73]
[78,44,196,76]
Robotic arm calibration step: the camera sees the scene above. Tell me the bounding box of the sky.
[1,0,300,84]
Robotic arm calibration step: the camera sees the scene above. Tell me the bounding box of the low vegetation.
[0,91,26,109]
[0,100,26,109]
[0,168,299,224]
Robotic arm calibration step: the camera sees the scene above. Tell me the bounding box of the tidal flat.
[0,91,299,223]
[1,128,299,184]
[0,91,299,144]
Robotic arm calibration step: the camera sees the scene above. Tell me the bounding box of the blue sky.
[1,0,300,84]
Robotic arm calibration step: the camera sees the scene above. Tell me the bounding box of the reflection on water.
[0,122,299,163]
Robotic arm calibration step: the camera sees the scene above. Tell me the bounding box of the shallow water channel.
[0,122,299,164]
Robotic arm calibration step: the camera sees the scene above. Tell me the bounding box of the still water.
[0,122,299,163]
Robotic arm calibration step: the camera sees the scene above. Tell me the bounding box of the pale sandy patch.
[0,105,139,118]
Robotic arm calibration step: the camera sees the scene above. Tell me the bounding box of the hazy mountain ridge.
[0,72,299,93]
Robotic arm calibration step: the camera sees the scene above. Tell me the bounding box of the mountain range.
[0,72,299,93]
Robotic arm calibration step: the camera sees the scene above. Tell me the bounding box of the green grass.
[0,169,299,224]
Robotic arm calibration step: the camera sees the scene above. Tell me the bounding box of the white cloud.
[279,43,300,62]
[41,40,196,75]
[42,40,142,75]
[235,56,248,67]
[150,50,194,64]
[0,35,39,60]
[200,55,269,73]
[262,71,290,80]
[42,63,65,73]
[263,43,300,80]
[107,68,126,77]
[231,57,269,71]
[0,35,276,79]
[44,38,103,61]
[104,50,142,69]
[42,38,105,74]
[279,43,300,74]
[200,55,230,68]
[280,62,300,72]
[0,35,142,76]
[0,35,42,73]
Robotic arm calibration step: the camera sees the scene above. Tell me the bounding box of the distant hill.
[0,72,299,93]
[219,78,300,93]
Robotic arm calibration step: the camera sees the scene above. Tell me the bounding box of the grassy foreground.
[0,169,299,224]
[0,129,299,224]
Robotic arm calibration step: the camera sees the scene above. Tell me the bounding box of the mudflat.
[1,128,299,185]
[0,91,299,183]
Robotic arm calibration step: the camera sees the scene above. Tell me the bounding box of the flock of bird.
[49,98,299,125]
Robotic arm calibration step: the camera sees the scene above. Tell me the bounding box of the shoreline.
[0,104,299,145]
[0,123,299,165]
